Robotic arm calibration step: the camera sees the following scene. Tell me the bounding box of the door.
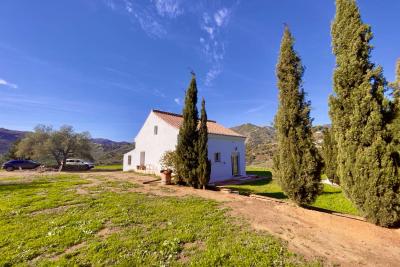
[231,152,240,176]
[140,151,146,166]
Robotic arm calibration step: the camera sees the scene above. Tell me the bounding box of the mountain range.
[0,128,134,165]
[231,123,329,167]
[1,124,328,167]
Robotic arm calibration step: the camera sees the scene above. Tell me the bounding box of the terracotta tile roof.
[152,109,245,138]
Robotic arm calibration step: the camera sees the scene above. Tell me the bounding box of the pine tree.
[330,0,400,226]
[321,128,339,185]
[197,98,211,189]
[176,75,199,187]
[273,26,322,205]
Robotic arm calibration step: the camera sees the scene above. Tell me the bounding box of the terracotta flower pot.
[160,169,172,185]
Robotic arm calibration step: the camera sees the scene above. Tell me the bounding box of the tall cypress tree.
[390,59,400,148]
[176,75,199,187]
[393,59,400,99]
[321,128,339,185]
[330,0,400,226]
[198,98,211,189]
[273,26,322,205]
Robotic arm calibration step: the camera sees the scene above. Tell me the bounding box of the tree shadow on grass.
[319,191,342,195]
[229,177,288,200]
[89,169,122,173]
[0,181,52,192]
[246,170,272,178]
[257,192,288,200]
[301,205,365,222]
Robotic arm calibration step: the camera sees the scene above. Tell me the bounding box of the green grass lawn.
[226,167,359,216]
[93,164,123,171]
[0,174,319,266]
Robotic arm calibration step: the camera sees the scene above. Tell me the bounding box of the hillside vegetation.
[231,123,328,167]
[0,128,26,154]
[0,128,133,165]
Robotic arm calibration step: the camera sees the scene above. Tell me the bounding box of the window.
[214,152,221,163]
[154,125,158,135]
[128,155,132,165]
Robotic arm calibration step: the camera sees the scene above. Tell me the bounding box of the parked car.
[2,160,41,171]
[65,159,95,170]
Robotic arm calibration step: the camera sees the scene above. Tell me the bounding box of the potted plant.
[159,150,179,185]
[160,169,172,185]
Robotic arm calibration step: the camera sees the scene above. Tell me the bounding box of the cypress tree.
[330,0,400,226]
[176,75,199,187]
[198,98,211,189]
[393,59,400,99]
[321,128,340,185]
[273,26,323,205]
[389,59,400,148]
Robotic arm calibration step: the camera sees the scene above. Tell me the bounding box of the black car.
[2,160,41,171]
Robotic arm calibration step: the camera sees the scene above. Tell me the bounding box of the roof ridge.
[152,109,217,123]
[152,109,245,138]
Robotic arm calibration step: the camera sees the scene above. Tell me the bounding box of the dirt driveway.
[2,170,400,266]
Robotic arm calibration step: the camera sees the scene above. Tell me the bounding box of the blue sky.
[0,1,399,141]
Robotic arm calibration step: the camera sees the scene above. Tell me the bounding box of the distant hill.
[0,128,28,154]
[91,138,134,165]
[0,128,133,165]
[230,123,329,167]
[230,124,276,167]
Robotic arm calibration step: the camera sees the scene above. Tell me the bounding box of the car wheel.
[6,166,14,172]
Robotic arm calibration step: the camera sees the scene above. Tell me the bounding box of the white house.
[123,109,246,183]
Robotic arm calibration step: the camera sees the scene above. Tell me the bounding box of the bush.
[160,150,183,184]
[160,151,177,172]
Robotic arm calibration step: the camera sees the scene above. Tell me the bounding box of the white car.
[65,159,95,170]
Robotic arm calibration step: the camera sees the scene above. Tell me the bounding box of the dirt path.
[100,171,400,267]
[3,170,400,266]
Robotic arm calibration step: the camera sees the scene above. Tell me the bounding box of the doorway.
[231,152,240,176]
[140,151,145,166]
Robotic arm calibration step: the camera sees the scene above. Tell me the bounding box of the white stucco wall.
[123,111,246,182]
[123,111,178,173]
[208,134,246,183]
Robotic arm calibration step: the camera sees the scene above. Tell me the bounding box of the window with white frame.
[154,125,158,135]
[128,155,132,165]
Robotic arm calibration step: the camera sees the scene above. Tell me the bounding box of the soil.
[3,170,400,266]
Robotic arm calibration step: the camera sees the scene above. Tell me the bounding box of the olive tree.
[17,125,93,167]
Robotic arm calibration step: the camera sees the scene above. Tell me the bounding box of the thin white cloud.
[245,104,267,114]
[205,66,222,87]
[133,10,166,38]
[200,7,232,86]
[174,97,181,105]
[125,0,133,13]
[0,78,18,89]
[103,1,234,85]
[105,0,183,38]
[104,0,116,10]
[0,94,89,113]
[153,89,166,98]
[202,25,215,40]
[152,0,183,18]
[214,8,230,27]
[103,0,166,38]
